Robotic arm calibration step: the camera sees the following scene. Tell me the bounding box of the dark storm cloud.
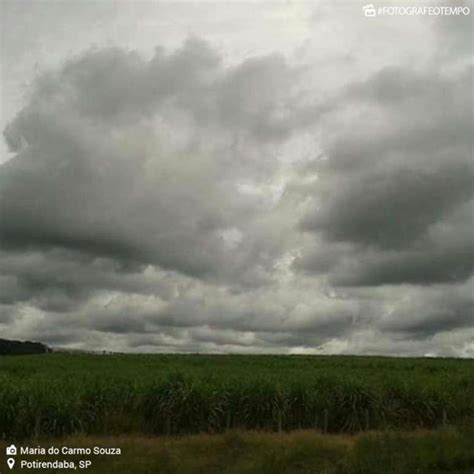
[302,162,473,248]
[376,284,474,339]
[13,274,368,349]
[3,38,297,145]
[1,39,306,289]
[0,249,175,311]
[312,65,472,174]
[297,63,474,287]
[1,11,473,357]
[331,240,474,287]
[1,37,327,353]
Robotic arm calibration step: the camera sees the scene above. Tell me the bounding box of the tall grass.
[1,354,472,439]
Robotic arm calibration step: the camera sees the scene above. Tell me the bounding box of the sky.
[0,0,472,356]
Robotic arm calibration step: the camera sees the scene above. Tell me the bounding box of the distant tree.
[0,338,51,355]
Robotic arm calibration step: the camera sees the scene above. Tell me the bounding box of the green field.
[1,353,473,440]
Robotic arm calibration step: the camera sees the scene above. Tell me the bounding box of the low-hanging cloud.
[296,64,474,288]
[1,18,473,357]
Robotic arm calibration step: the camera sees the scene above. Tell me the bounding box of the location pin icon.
[7,458,15,469]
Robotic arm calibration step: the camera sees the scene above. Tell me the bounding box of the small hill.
[0,338,51,355]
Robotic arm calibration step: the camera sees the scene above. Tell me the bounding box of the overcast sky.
[0,0,472,356]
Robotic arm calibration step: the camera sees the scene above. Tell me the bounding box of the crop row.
[1,371,472,439]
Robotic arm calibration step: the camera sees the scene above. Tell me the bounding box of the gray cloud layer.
[297,65,474,288]
[1,2,473,356]
[1,39,306,287]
